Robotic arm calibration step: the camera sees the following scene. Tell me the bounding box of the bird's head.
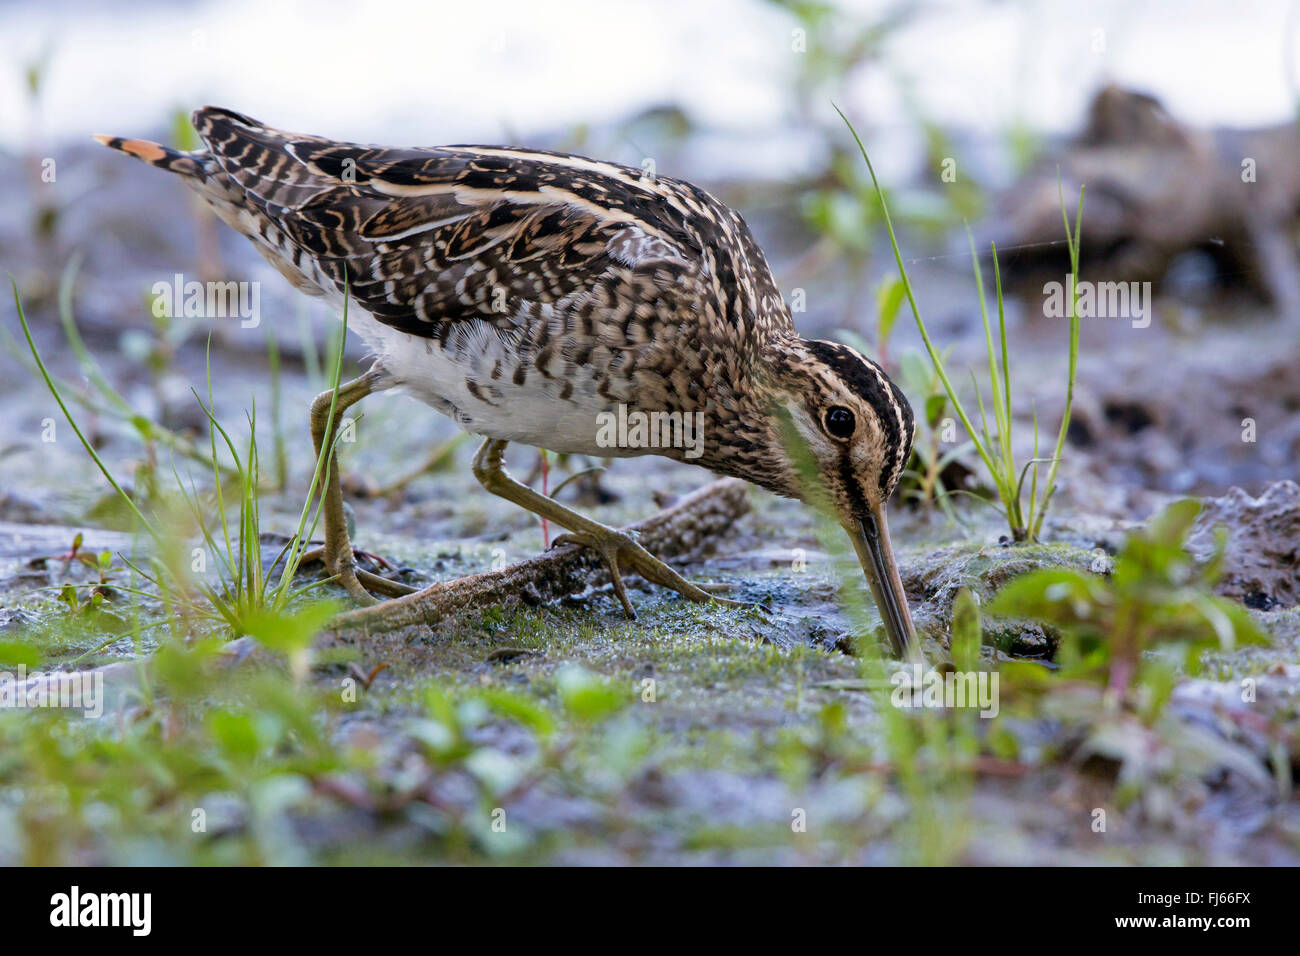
[766,338,918,656]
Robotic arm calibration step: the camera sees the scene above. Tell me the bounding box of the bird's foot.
[298,545,417,605]
[552,526,752,619]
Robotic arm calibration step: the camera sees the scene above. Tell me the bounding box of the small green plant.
[44,532,117,612]
[984,500,1279,808]
[989,498,1269,716]
[12,277,350,633]
[0,642,638,865]
[837,105,1083,542]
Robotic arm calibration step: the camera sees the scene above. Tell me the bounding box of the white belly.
[237,221,643,458]
[345,305,633,458]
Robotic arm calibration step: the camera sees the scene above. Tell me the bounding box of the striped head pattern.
[767,338,916,520]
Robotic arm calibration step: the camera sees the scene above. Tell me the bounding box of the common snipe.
[96,107,918,655]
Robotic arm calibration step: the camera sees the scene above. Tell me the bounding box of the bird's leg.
[471,438,742,619]
[539,449,551,548]
[301,367,416,605]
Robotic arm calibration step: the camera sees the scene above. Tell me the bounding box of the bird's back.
[98,107,795,458]
[160,109,783,334]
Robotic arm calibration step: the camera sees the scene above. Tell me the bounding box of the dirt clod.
[1187,480,1300,608]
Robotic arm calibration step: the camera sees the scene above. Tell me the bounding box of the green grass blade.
[1032,181,1085,539]
[13,281,156,535]
[833,105,1003,494]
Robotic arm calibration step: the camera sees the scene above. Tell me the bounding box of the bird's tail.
[91,134,208,180]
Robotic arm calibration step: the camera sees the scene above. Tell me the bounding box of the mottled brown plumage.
[96,107,919,654]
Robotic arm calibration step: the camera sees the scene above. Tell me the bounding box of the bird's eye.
[824,406,855,439]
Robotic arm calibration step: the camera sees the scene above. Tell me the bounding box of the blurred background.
[4,0,1297,151]
[4,0,1299,514]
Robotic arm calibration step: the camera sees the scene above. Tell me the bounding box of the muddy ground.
[1,130,1298,865]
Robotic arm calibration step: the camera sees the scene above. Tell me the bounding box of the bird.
[94,107,919,655]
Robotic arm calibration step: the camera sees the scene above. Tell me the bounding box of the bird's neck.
[679,331,808,501]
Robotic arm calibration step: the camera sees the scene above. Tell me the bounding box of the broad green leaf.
[0,641,41,669]
[555,664,628,723]
[241,600,340,654]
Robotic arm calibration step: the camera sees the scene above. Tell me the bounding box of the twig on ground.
[330,478,752,633]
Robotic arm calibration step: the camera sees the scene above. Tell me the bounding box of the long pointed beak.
[844,504,917,658]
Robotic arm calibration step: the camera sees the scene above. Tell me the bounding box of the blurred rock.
[1188,480,1300,609]
[992,84,1300,317]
